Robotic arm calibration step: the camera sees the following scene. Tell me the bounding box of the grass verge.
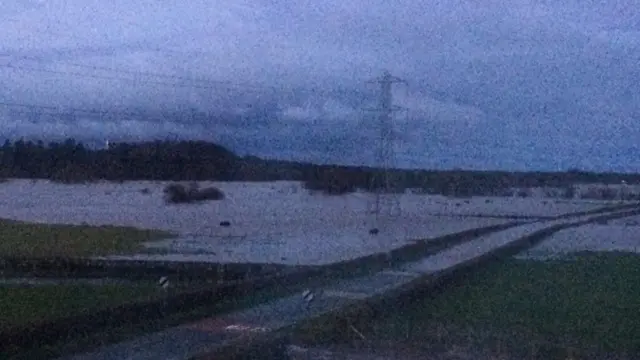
[6,278,306,360]
[0,284,165,331]
[298,251,640,357]
[0,219,174,257]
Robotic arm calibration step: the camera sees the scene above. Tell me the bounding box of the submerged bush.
[580,186,618,200]
[563,185,576,199]
[303,171,356,195]
[163,183,225,204]
[50,167,94,184]
[304,179,356,195]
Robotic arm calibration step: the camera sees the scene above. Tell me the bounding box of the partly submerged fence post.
[217,263,225,285]
[158,276,170,313]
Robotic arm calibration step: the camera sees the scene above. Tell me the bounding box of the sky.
[0,0,639,172]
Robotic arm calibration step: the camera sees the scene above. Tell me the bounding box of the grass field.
[350,251,640,355]
[6,272,345,360]
[0,218,173,257]
[0,284,164,330]
[293,251,640,358]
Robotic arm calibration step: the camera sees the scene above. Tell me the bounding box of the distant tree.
[600,187,618,200]
[304,166,356,195]
[0,136,639,199]
[563,185,576,199]
[0,138,241,182]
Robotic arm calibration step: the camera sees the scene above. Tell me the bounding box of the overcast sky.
[1,0,639,172]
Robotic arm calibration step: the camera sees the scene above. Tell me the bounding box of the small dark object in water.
[219,221,231,227]
[369,228,379,235]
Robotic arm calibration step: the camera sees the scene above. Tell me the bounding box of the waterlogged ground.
[517,215,640,260]
[0,179,627,265]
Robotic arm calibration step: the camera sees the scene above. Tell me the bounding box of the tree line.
[0,138,638,196]
[0,138,237,182]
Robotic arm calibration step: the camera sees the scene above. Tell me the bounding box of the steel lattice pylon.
[364,71,407,225]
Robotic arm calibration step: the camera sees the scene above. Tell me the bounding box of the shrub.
[563,185,576,199]
[303,173,356,196]
[163,183,225,204]
[580,186,618,200]
[304,180,355,195]
[50,173,88,184]
[600,187,618,200]
[494,188,514,197]
[627,193,640,201]
[543,188,563,198]
[164,183,188,203]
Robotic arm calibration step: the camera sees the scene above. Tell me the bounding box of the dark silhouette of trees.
[0,139,238,182]
[303,166,359,195]
[0,137,638,197]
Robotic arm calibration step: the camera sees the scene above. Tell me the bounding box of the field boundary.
[1,201,634,280]
[0,258,288,281]
[2,203,637,358]
[0,223,517,357]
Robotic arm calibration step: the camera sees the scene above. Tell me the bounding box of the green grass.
[12,269,369,360]
[0,219,174,257]
[0,284,165,330]
[361,251,640,354]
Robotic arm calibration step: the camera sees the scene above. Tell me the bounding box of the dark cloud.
[1,0,639,171]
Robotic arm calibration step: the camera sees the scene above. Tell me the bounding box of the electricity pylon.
[364,71,407,225]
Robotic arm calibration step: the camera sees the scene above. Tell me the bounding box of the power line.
[0,20,398,105]
[0,24,394,124]
[0,57,342,98]
[0,23,381,100]
[0,23,268,93]
[0,59,381,118]
[3,55,264,90]
[0,101,222,124]
[0,101,140,117]
[0,63,265,92]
